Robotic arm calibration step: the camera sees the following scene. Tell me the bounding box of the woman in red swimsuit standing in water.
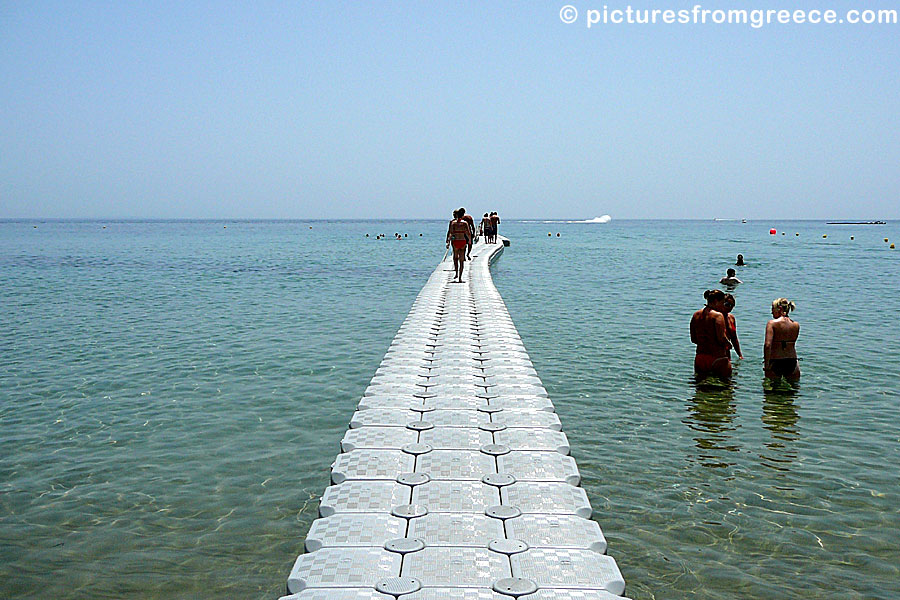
[446,209,472,283]
[764,297,801,381]
[722,293,743,361]
[690,289,732,379]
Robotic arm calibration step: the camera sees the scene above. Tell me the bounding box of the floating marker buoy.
[770,229,776,235]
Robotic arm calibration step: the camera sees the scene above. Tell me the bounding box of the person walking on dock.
[490,211,500,243]
[461,208,475,259]
[447,209,472,283]
[481,213,493,244]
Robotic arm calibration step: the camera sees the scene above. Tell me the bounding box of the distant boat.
[826,221,886,225]
[577,215,612,224]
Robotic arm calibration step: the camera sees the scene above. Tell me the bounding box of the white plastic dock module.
[282,237,629,600]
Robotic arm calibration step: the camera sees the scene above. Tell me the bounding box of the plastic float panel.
[492,411,561,430]
[407,512,505,546]
[422,409,487,428]
[496,452,581,485]
[500,482,593,518]
[411,480,501,512]
[504,514,607,553]
[417,427,494,450]
[331,450,415,483]
[356,396,425,410]
[278,589,393,600]
[287,547,400,592]
[422,396,486,410]
[484,385,548,398]
[510,549,625,595]
[349,409,419,428]
[494,429,570,454]
[400,589,514,600]
[340,427,419,451]
[414,450,497,480]
[400,547,511,587]
[318,481,411,516]
[305,513,408,551]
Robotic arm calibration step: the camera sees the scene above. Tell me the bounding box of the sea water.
[1,219,898,599]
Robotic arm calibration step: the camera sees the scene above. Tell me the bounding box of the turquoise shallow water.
[1,219,898,599]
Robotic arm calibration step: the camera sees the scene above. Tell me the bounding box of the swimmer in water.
[736,254,745,266]
[764,297,800,381]
[720,268,742,286]
[690,289,732,379]
[722,293,743,360]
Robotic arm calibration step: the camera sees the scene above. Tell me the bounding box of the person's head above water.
[726,268,737,277]
[736,254,744,265]
[704,289,726,307]
[772,297,796,316]
[723,293,735,313]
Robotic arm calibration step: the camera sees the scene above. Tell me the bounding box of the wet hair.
[772,297,796,315]
[723,293,735,309]
[726,268,736,276]
[704,289,726,302]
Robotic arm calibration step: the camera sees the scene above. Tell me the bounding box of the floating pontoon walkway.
[281,238,628,600]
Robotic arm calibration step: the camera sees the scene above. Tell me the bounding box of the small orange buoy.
[770,229,776,235]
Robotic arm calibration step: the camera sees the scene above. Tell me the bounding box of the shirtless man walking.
[690,289,732,380]
[446,209,472,283]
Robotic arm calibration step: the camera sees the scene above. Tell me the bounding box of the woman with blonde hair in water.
[764,298,800,380]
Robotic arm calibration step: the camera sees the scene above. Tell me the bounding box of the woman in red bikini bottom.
[764,297,801,381]
[446,209,472,283]
[690,289,732,379]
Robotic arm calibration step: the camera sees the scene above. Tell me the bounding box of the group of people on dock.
[691,254,801,384]
[445,208,500,283]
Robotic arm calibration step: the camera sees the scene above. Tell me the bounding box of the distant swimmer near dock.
[720,268,742,286]
[764,298,801,381]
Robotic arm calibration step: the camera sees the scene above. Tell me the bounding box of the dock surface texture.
[282,238,628,600]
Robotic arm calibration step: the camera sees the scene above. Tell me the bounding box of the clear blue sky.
[1,1,898,219]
